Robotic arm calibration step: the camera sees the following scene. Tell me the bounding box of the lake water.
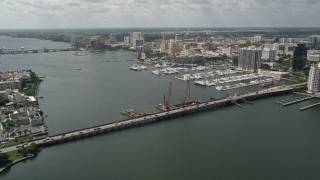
[0,36,320,180]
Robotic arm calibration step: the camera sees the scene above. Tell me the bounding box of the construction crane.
[183,79,190,107]
[165,82,172,110]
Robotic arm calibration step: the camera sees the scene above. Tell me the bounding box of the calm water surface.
[0,36,320,180]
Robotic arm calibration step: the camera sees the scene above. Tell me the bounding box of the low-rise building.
[8,107,43,126]
[8,92,26,103]
[308,54,320,62]
[258,69,288,80]
[0,80,22,91]
[0,89,12,102]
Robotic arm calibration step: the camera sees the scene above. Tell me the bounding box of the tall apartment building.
[262,48,277,62]
[124,36,131,46]
[292,44,308,72]
[308,63,320,92]
[175,34,183,41]
[168,41,184,55]
[310,35,320,48]
[238,48,262,73]
[109,33,117,45]
[253,36,262,42]
[130,32,144,49]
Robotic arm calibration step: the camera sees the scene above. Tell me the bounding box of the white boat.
[250,80,258,84]
[162,63,168,68]
[216,86,223,91]
[206,81,216,87]
[140,65,148,70]
[130,65,141,71]
[152,70,160,75]
[182,74,191,81]
[162,68,179,75]
[195,66,208,71]
[154,64,162,68]
[194,80,207,86]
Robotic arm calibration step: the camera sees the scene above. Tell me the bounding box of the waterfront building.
[292,44,308,72]
[8,92,26,103]
[281,38,293,43]
[0,89,12,102]
[142,42,161,53]
[97,36,106,46]
[238,48,262,73]
[0,80,22,91]
[284,43,295,55]
[168,41,184,55]
[130,32,144,49]
[175,34,183,41]
[109,34,117,45]
[0,73,17,81]
[124,36,131,46]
[8,107,43,127]
[88,35,106,50]
[160,41,169,54]
[307,63,320,92]
[70,35,84,47]
[253,36,262,42]
[308,54,320,62]
[262,48,277,62]
[142,42,153,52]
[310,35,320,48]
[258,69,288,80]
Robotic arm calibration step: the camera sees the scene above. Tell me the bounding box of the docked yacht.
[194,80,207,86]
[152,70,160,75]
[140,65,148,70]
[162,63,168,68]
[130,65,141,71]
[216,86,223,91]
[154,64,162,68]
[161,68,179,75]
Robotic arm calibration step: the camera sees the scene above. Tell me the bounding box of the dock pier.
[300,102,320,111]
[276,96,314,106]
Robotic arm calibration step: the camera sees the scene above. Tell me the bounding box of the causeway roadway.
[0,84,305,153]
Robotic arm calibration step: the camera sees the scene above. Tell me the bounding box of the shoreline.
[0,155,34,174]
[0,71,44,174]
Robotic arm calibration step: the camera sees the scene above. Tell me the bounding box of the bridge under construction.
[1,84,305,153]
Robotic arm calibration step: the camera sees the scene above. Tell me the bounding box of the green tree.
[0,153,11,167]
[27,143,39,155]
[261,64,271,70]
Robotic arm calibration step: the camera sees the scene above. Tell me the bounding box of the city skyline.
[1,0,320,29]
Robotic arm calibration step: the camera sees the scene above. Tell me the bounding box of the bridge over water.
[0,48,75,55]
[1,84,304,153]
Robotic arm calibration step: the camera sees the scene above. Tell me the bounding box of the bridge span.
[1,85,302,153]
[0,48,75,55]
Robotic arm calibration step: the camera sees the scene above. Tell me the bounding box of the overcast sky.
[0,0,320,29]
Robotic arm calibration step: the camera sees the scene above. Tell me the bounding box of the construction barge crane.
[156,81,200,111]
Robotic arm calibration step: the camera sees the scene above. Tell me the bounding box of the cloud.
[0,0,319,29]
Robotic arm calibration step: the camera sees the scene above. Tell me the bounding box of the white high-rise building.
[308,63,320,92]
[130,32,144,48]
[109,33,117,45]
[262,48,277,62]
[310,35,320,48]
[253,36,262,42]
